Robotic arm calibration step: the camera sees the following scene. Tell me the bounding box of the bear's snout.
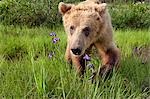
[71,48,82,55]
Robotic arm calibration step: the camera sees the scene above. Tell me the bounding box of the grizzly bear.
[58,0,120,78]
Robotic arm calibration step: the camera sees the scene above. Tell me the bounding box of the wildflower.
[87,63,96,81]
[48,52,55,58]
[87,63,94,69]
[50,32,56,36]
[52,37,60,44]
[48,53,53,58]
[83,54,91,61]
[87,63,95,73]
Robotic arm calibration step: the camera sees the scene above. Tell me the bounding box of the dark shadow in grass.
[141,77,150,97]
[32,43,55,61]
[119,55,150,97]
[3,45,28,61]
[132,45,150,64]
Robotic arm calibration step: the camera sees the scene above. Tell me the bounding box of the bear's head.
[59,1,107,56]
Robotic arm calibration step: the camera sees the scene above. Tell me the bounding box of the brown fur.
[59,0,121,77]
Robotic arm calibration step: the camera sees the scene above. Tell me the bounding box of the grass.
[0,24,149,98]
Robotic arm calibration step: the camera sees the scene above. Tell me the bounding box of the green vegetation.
[110,4,150,29]
[0,0,149,98]
[0,25,149,98]
[0,0,82,27]
[0,0,150,28]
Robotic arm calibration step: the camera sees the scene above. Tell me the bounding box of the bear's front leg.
[95,43,120,78]
[71,55,86,76]
[100,47,120,78]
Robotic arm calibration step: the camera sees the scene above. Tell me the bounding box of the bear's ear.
[96,3,107,14]
[58,2,73,15]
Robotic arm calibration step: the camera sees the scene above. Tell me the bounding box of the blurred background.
[0,0,149,29]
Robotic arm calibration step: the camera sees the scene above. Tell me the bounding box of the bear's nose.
[71,48,81,55]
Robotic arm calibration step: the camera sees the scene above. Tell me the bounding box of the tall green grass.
[0,25,149,98]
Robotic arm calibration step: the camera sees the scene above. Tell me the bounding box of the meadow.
[0,24,149,98]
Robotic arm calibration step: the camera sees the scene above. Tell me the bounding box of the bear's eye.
[70,25,75,35]
[82,27,91,37]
